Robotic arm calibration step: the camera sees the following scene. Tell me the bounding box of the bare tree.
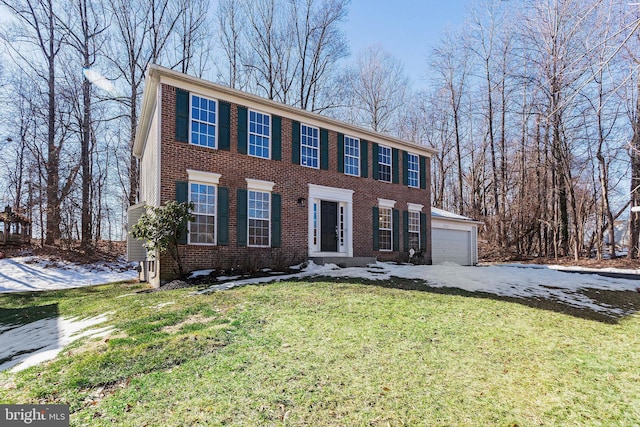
[349,44,410,133]
[107,0,188,206]
[1,0,71,244]
[57,0,108,249]
[431,32,470,215]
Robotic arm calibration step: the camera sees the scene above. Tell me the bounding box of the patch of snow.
[216,275,242,281]
[189,269,215,278]
[0,314,113,373]
[431,206,476,221]
[0,256,138,293]
[195,261,640,317]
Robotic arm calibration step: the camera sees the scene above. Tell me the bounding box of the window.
[408,211,420,250]
[378,145,392,182]
[190,94,217,148]
[189,182,216,244]
[301,124,319,168]
[379,207,392,251]
[339,206,345,246]
[344,136,360,176]
[407,153,419,188]
[249,110,270,158]
[313,202,318,246]
[248,190,270,246]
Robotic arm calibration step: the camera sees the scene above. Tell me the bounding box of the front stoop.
[309,257,377,268]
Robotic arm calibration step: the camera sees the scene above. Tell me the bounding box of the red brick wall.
[157,84,432,279]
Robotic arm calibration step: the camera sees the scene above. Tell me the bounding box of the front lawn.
[1,279,639,426]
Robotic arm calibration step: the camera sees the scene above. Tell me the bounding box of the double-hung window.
[378,145,392,182]
[301,124,319,168]
[378,207,392,251]
[190,94,217,148]
[248,190,270,247]
[189,182,216,244]
[407,153,419,188]
[249,110,270,159]
[408,211,420,250]
[344,136,360,176]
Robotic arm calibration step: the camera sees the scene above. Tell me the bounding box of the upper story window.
[301,124,319,168]
[378,145,392,182]
[189,182,216,244]
[249,110,270,159]
[344,136,360,176]
[190,94,217,148]
[407,153,419,188]
[248,190,270,247]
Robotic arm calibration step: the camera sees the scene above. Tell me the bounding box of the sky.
[344,0,472,89]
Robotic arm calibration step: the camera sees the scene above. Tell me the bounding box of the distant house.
[129,65,437,286]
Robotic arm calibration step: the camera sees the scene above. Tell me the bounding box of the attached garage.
[431,207,482,266]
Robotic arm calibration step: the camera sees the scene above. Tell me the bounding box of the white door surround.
[308,184,354,258]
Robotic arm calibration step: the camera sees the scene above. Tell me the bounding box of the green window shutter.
[176,89,189,142]
[292,120,300,164]
[372,143,379,180]
[237,189,247,246]
[372,206,380,251]
[272,115,282,161]
[271,193,282,247]
[420,156,427,189]
[402,151,409,186]
[217,187,229,245]
[393,209,400,251]
[175,181,188,244]
[361,139,368,178]
[237,106,248,154]
[392,148,399,184]
[420,212,427,251]
[219,101,231,151]
[337,133,344,173]
[320,128,329,170]
[403,210,409,252]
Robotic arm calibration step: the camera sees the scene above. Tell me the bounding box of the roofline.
[134,64,438,159]
[432,216,484,226]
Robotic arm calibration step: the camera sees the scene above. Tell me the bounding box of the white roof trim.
[431,207,484,225]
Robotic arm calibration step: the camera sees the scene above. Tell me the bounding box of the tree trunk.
[45,0,60,245]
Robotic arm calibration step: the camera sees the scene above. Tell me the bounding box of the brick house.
[130,65,436,286]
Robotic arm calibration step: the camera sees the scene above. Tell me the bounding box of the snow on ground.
[0,314,113,373]
[197,261,640,317]
[0,256,138,293]
[1,259,638,373]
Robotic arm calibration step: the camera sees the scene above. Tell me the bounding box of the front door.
[320,201,338,252]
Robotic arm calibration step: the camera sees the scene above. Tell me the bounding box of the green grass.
[1,279,640,426]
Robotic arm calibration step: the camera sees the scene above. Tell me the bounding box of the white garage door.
[432,228,471,265]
